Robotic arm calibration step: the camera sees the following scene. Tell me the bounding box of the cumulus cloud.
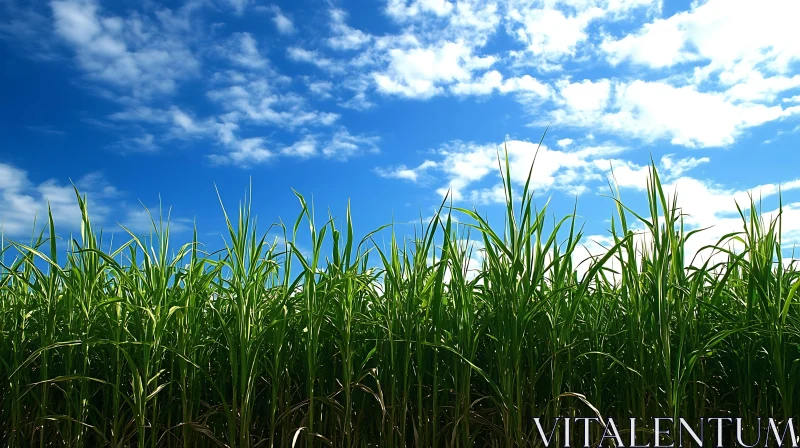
[577,175,800,276]
[386,0,455,19]
[0,162,192,238]
[307,80,333,99]
[602,0,800,75]
[51,0,200,98]
[210,127,380,165]
[385,0,500,48]
[206,78,339,129]
[266,5,295,35]
[451,70,552,97]
[0,163,86,237]
[376,137,723,205]
[322,129,381,160]
[282,135,318,158]
[327,8,371,50]
[557,138,573,148]
[10,0,799,174]
[601,0,800,112]
[373,41,496,98]
[221,32,269,69]
[287,47,344,72]
[377,139,632,201]
[659,154,709,178]
[376,160,438,182]
[222,0,251,16]
[46,0,796,165]
[550,79,795,147]
[506,0,661,62]
[209,135,273,166]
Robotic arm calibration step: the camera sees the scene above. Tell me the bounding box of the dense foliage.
[1,154,799,447]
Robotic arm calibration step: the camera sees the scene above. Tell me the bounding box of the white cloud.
[377,139,628,202]
[668,177,755,227]
[468,183,511,204]
[287,47,343,72]
[171,108,211,134]
[603,0,800,74]
[0,1,60,59]
[602,0,800,113]
[596,158,650,190]
[446,1,500,46]
[209,121,269,166]
[282,135,318,158]
[377,166,419,182]
[590,154,706,191]
[327,8,371,50]
[0,163,189,238]
[508,6,599,60]
[322,129,380,160]
[383,0,501,50]
[602,17,689,69]
[375,160,438,182]
[373,41,496,98]
[109,106,170,124]
[449,70,503,96]
[506,0,660,63]
[551,79,794,147]
[268,6,295,35]
[211,123,380,165]
[51,0,199,98]
[224,137,272,164]
[120,205,192,235]
[210,131,273,167]
[0,163,31,193]
[25,125,66,136]
[222,0,251,16]
[340,91,374,110]
[378,137,724,206]
[659,154,709,178]
[30,0,800,176]
[386,0,454,19]
[723,73,800,103]
[110,133,159,153]
[0,163,129,237]
[592,154,709,192]
[578,176,800,276]
[307,80,334,99]
[556,78,611,115]
[222,32,268,69]
[451,70,552,97]
[207,79,340,128]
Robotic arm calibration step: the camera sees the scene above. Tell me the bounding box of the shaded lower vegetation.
[1,151,799,447]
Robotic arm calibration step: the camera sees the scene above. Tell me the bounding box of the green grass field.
[1,152,799,447]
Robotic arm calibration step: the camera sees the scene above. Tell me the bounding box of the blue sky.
[1,0,799,265]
